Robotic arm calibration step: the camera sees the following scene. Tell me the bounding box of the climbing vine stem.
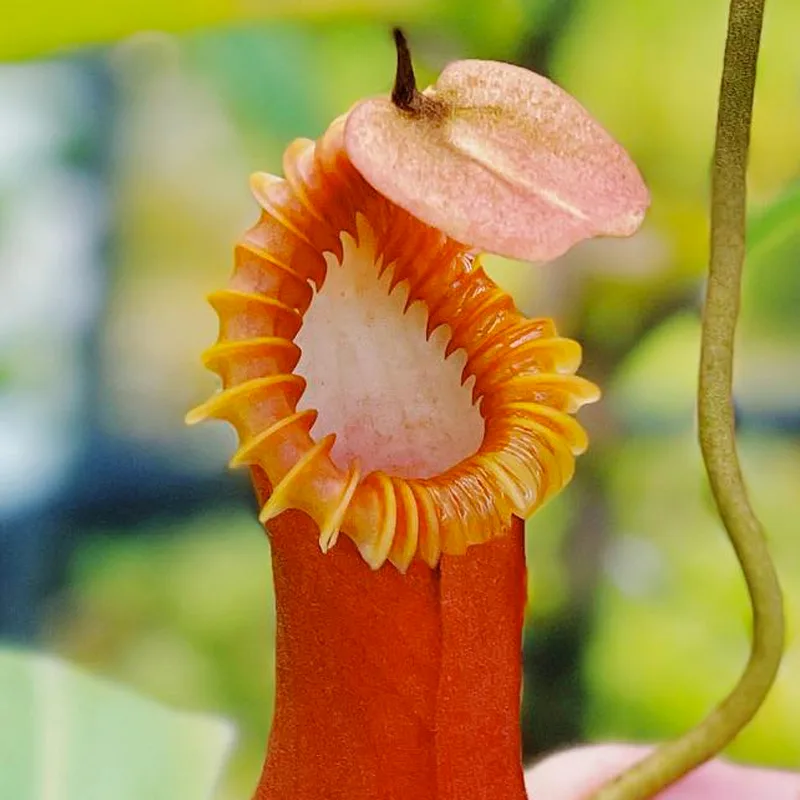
[590,1,785,798]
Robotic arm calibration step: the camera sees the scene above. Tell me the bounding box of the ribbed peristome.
[187,114,600,572]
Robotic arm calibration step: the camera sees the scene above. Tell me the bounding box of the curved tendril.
[590,2,785,798]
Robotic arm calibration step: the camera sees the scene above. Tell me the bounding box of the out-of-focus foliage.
[0,0,429,62]
[744,181,800,338]
[46,513,274,800]
[585,435,800,767]
[749,181,800,267]
[1,0,532,63]
[0,647,233,799]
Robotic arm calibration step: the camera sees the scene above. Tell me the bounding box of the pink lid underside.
[344,59,649,263]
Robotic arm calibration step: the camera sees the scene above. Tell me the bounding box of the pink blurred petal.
[524,744,800,799]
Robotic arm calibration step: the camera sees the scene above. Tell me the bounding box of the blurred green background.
[1,1,798,798]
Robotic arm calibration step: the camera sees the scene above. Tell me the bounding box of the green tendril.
[589,1,785,798]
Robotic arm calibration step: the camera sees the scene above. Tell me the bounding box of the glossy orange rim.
[187,113,600,571]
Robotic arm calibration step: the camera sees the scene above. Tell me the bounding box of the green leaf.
[747,181,800,266]
[1,0,442,63]
[0,648,234,800]
[741,182,800,337]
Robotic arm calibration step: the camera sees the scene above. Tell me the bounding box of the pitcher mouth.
[186,115,600,572]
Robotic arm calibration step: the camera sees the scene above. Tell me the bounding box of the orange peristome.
[187,113,600,572]
[345,59,650,263]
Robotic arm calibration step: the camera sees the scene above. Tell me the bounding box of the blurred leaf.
[747,181,800,266]
[609,312,700,428]
[438,0,527,58]
[187,21,402,144]
[0,648,234,800]
[525,491,573,618]
[187,25,324,143]
[585,436,800,767]
[1,0,443,62]
[741,183,800,337]
[49,512,273,800]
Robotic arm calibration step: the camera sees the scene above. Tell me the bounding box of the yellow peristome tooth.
[481,373,601,416]
[469,336,583,401]
[250,171,318,250]
[357,472,397,570]
[411,481,441,568]
[503,417,572,497]
[388,479,420,573]
[522,414,575,478]
[208,289,302,320]
[282,139,328,226]
[258,434,336,524]
[236,241,311,292]
[546,338,584,375]
[230,409,317,468]
[185,374,306,426]
[511,336,582,370]
[250,171,282,189]
[318,459,361,553]
[567,376,602,406]
[503,402,590,455]
[480,452,536,517]
[202,337,300,372]
[208,290,304,342]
